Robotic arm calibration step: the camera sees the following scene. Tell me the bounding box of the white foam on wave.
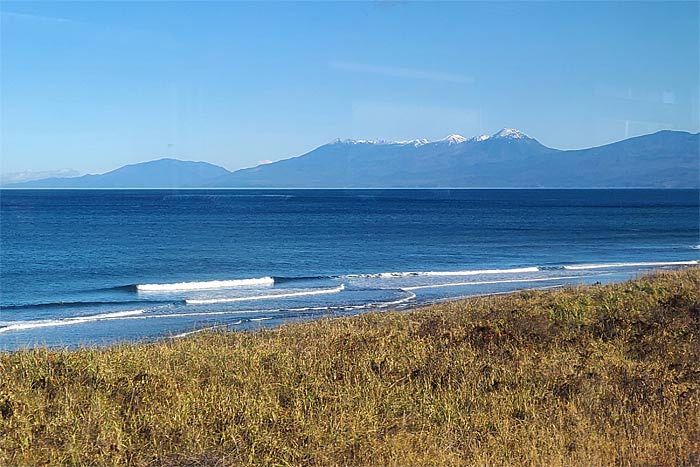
[564,260,698,271]
[99,310,267,320]
[345,267,539,279]
[137,277,274,292]
[402,276,581,291]
[338,291,417,311]
[0,309,145,333]
[0,285,472,335]
[76,304,341,321]
[120,309,294,319]
[375,291,417,308]
[691,245,700,250]
[184,284,345,305]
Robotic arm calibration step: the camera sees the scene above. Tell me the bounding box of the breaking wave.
[124,261,698,294]
[401,276,581,291]
[271,275,330,283]
[335,291,417,310]
[136,277,274,292]
[344,267,539,279]
[184,284,345,305]
[1,299,168,311]
[0,309,145,333]
[563,260,698,270]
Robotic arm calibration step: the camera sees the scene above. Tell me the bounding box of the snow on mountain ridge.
[332,138,429,146]
[331,129,530,146]
[469,134,491,142]
[438,134,467,145]
[492,128,530,139]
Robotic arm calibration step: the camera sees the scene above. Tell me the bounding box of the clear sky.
[1,1,698,174]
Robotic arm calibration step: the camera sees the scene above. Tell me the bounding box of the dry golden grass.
[1,268,699,466]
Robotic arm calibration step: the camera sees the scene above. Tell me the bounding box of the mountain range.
[4,129,699,188]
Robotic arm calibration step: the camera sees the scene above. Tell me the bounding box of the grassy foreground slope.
[1,269,699,466]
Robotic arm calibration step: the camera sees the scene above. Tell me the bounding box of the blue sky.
[1,1,698,174]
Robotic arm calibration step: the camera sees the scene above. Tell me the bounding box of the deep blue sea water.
[1,189,698,350]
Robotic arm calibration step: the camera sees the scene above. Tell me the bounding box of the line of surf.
[129,260,698,294]
[0,309,282,332]
[0,309,146,333]
[136,277,274,292]
[184,284,345,305]
[345,261,698,279]
[344,267,539,279]
[401,276,582,291]
[271,275,330,284]
[9,291,412,324]
[563,260,698,270]
[336,291,418,311]
[1,299,169,311]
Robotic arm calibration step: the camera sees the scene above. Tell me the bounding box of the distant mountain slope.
[539,130,700,188]
[4,130,698,189]
[208,129,699,188]
[6,159,231,188]
[0,169,81,185]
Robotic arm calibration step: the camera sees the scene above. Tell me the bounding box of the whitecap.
[563,260,698,270]
[401,276,581,291]
[137,277,274,292]
[0,309,145,333]
[185,284,345,305]
[344,266,539,279]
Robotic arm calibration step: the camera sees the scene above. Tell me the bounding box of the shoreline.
[2,267,698,465]
[2,265,698,352]
[163,267,687,342]
[170,283,573,335]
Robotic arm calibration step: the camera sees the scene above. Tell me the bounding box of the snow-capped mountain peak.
[492,128,530,140]
[331,130,533,146]
[468,134,491,142]
[332,138,429,146]
[438,134,467,145]
[332,138,382,145]
[405,139,430,147]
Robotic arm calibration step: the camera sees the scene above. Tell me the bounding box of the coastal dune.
[1,268,698,466]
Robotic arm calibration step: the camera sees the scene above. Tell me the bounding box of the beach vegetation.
[1,268,698,466]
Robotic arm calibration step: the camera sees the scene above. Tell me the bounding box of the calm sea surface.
[1,189,698,350]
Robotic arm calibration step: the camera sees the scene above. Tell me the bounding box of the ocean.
[1,189,698,350]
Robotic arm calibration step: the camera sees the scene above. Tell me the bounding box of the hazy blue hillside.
[209,129,699,188]
[4,131,698,188]
[7,159,231,188]
[536,130,700,188]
